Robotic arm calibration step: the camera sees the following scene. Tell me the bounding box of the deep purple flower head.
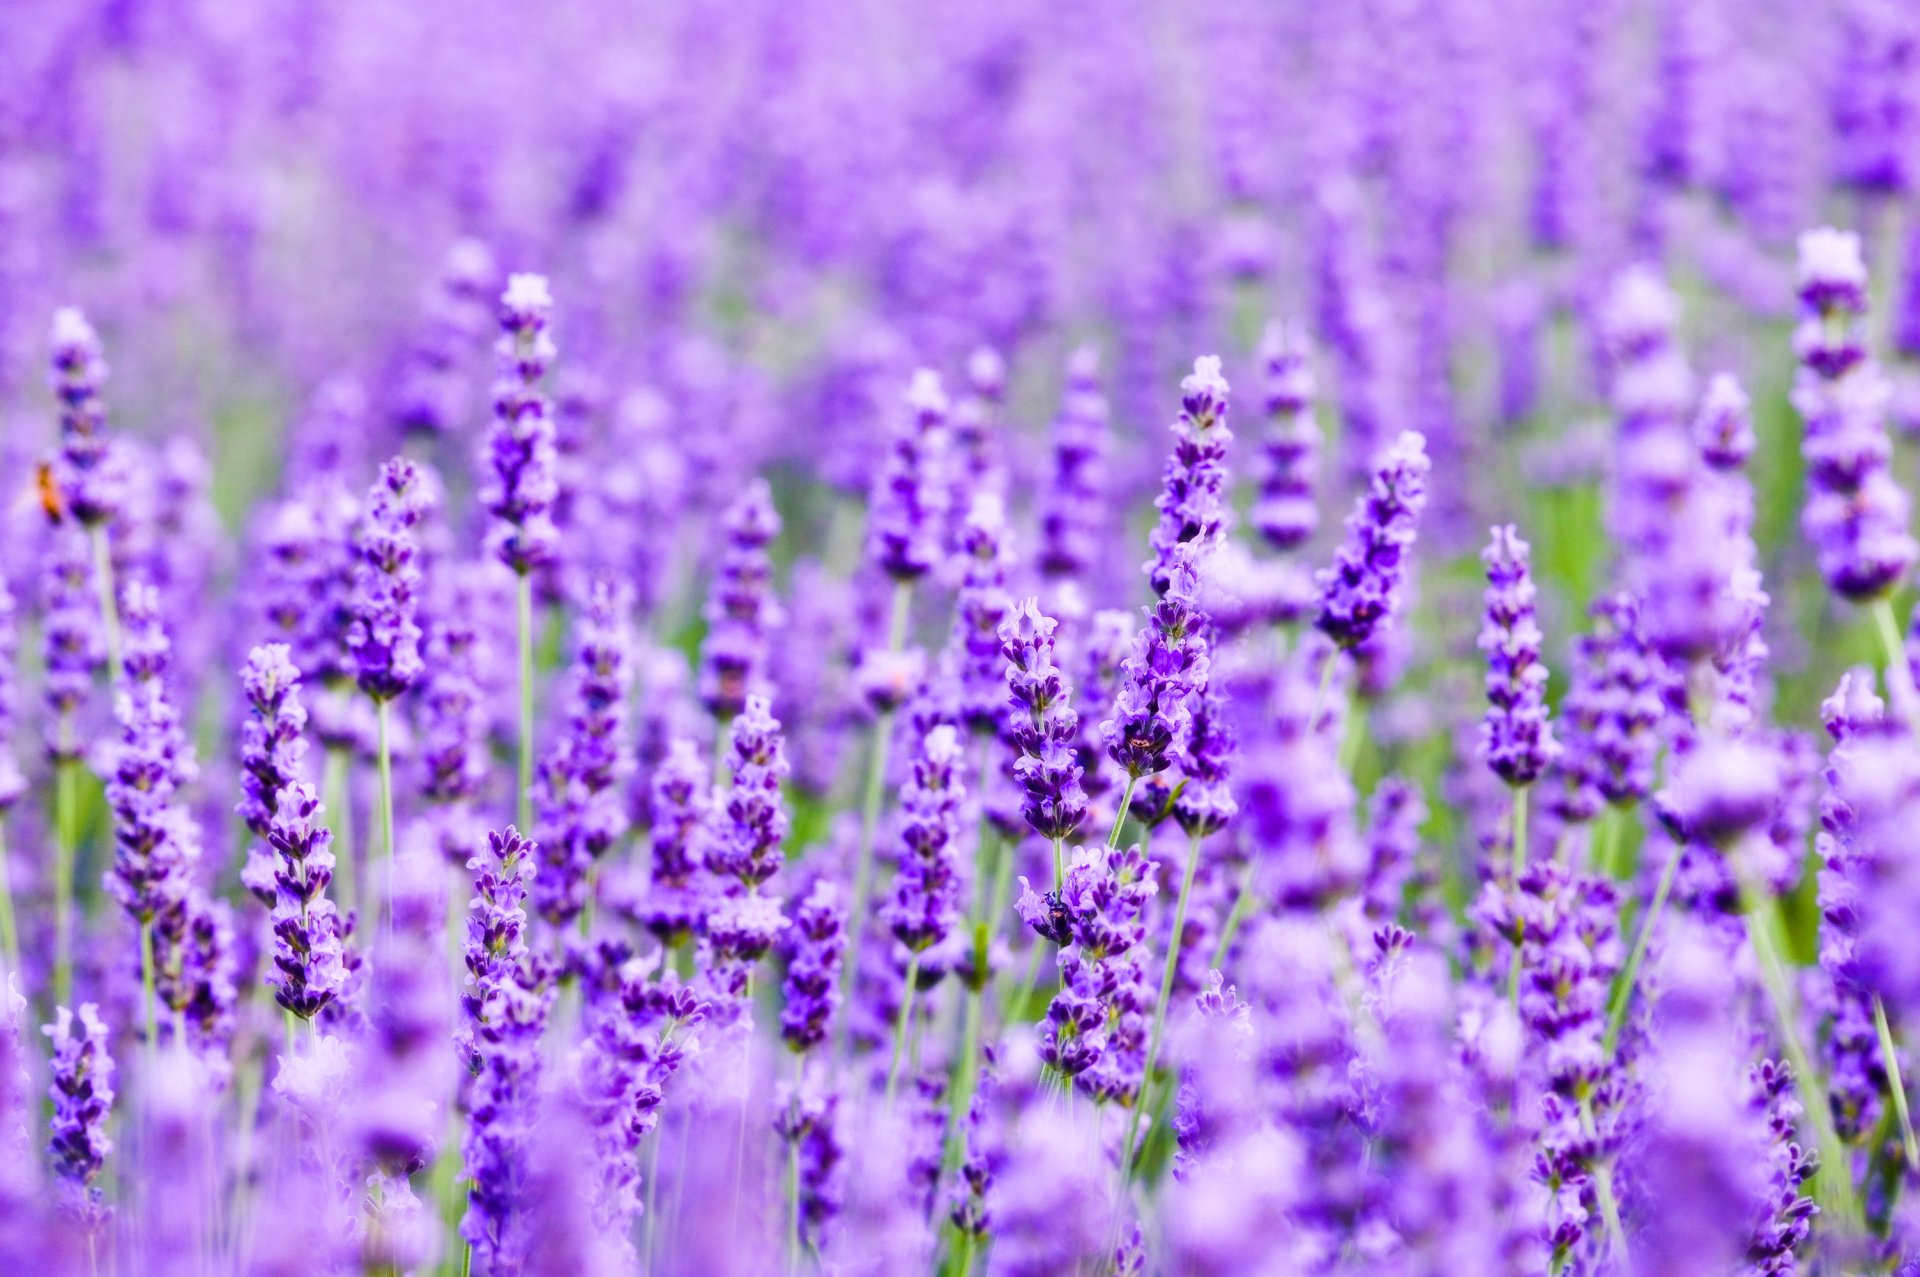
[1695,372,1755,471]
[1039,346,1111,582]
[44,1003,113,1222]
[104,588,197,925]
[1548,593,1664,822]
[347,458,430,702]
[707,694,790,893]
[1792,227,1917,601]
[631,738,711,946]
[483,273,561,576]
[885,724,967,956]
[999,598,1088,842]
[868,369,950,582]
[48,307,125,527]
[1104,552,1211,782]
[237,644,309,901]
[781,880,845,1054]
[1147,355,1234,595]
[699,478,784,721]
[1314,431,1430,650]
[1478,525,1559,787]
[1251,320,1322,553]
[1173,679,1237,838]
[267,781,345,1020]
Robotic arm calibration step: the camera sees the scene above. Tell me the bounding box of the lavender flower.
[534,579,635,927]
[266,781,344,1020]
[1250,320,1321,553]
[631,739,710,946]
[1104,552,1211,783]
[708,694,791,894]
[1695,372,1756,470]
[1172,680,1236,838]
[698,478,784,721]
[0,580,22,812]
[347,458,430,702]
[999,599,1087,843]
[104,588,196,925]
[781,880,845,1054]
[884,725,967,957]
[1039,346,1111,583]
[1146,355,1233,595]
[460,827,554,1272]
[1478,525,1559,787]
[41,528,101,762]
[44,1004,113,1222]
[394,237,496,436]
[1314,431,1430,650]
[950,494,1013,735]
[1550,594,1664,823]
[237,644,309,903]
[1792,227,1916,600]
[868,369,950,582]
[483,273,562,576]
[48,307,124,527]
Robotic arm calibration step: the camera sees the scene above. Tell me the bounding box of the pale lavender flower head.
[699,478,784,721]
[1694,372,1755,471]
[483,273,561,576]
[868,369,950,583]
[950,493,1013,735]
[1314,430,1430,650]
[1251,320,1321,553]
[48,306,124,527]
[0,579,22,811]
[884,724,967,956]
[44,1004,113,1223]
[1146,355,1234,596]
[1039,346,1111,582]
[1477,525,1559,787]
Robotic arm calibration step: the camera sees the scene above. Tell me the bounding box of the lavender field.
[4,0,1920,1273]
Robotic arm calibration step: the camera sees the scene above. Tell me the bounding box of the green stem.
[1506,786,1530,1006]
[323,746,356,921]
[1003,936,1047,1029]
[786,1132,802,1276]
[1579,1096,1633,1268]
[1740,882,1861,1228]
[89,523,123,687]
[1107,775,1138,850]
[376,699,396,937]
[1122,832,1204,1182]
[839,582,913,1051]
[140,920,157,1065]
[1592,805,1622,879]
[943,975,985,1178]
[1870,598,1919,734]
[516,572,535,832]
[1603,840,1680,1055]
[54,755,77,1008]
[1874,995,1920,1168]
[885,953,922,1107]
[0,821,18,976]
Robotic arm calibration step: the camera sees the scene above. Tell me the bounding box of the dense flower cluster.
[4,7,1920,1275]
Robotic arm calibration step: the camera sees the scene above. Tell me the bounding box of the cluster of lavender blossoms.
[7,6,1920,1275]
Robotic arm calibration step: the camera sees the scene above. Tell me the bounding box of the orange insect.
[33,461,66,523]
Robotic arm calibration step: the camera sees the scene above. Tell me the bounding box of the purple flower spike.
[41,528,102,761]
[999,598,1087,843]
[1147,355,1234,595]
[1104,552,1211,783]
[105,586,196,925]
[1039,346,1111,583]
[48,307,124,527]
[267,781,344,1020]
[347,458,430,703]
[484,273,562,576]
[708,694,791,893]
[1251,320,1321,553]
[44,1003,113,1223]
[781,880,845,1054]
[534,579,635,927]
[885,724,968,956]
[1478,525,1559,787]
[698,478,784,722]
[237,644,310,904]
[951,493,1014,736]
[1792,227,1917,601]
[869,368,951,583]
[1695,372,1755,471]
[0,580,23,812]
[1314,431,1430,650]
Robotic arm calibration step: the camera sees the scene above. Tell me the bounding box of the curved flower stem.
[515,572,535,832]
[1107,775,1138,850]
[53,756,77,1007]
[1121,830,1203,1183]
[884,953,922,1107]
[1603,840,1680,1055]
[1739,879,1861,1228]
[89,523,123,687]
[1873,996,1920,1168]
